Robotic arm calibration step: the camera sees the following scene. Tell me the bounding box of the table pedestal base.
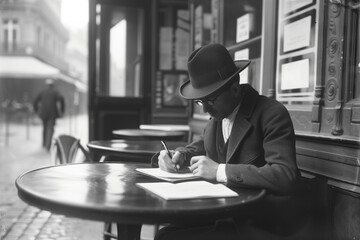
[117,224,142,240]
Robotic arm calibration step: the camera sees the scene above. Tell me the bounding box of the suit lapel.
[226,84,259,162]
[226,118,251,162]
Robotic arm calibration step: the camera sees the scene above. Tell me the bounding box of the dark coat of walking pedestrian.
[33,79,65,151]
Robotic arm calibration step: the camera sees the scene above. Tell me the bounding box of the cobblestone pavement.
[0,114,156,240]
[0,114,104,240]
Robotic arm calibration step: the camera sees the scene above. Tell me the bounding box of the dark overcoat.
[33,87,65,120]
[177,84,300,195]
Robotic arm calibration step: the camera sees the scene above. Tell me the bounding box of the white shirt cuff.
[216,164,227,183]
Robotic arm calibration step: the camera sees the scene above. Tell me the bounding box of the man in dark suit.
[33,78,65,151]
[156,43,304,239]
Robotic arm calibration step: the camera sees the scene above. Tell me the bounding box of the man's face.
[197,86,238,120]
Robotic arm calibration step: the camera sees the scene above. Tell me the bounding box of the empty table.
[87,139,187,162]
[112,129,187,141]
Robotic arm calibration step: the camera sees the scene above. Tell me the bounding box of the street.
[0,114,103,240]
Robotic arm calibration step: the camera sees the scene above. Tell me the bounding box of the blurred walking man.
[33,79,65,151]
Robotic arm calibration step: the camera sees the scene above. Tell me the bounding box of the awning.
[0,56,87,92]
[0,56,60,77]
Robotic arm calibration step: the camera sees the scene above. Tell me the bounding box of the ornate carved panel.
[323,0,346,136]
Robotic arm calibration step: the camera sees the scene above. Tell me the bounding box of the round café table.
[112,129,187,141]
[16,163,266,240]
[87,139,187,162]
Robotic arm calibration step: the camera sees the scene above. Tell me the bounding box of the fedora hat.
[180,43,250,99]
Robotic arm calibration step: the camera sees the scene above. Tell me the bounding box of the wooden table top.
[16,163,266,225]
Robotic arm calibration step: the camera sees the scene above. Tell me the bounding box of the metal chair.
[51,134,92,165]
[51,135,122,238]
[52,135,125,240]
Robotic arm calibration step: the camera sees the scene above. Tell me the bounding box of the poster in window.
[162,73,188,107]
[280,10,316,54]
[276,53,315,101]
[236,13,251,43]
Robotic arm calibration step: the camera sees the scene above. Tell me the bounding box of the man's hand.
[189,156,219,181]
[158,150,185,173]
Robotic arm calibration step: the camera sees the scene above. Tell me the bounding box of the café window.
[109,19,128,96]
[151,0,190,122]
[276,0,319,104]
[96,4,144,97]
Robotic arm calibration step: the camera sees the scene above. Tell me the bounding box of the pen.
[161,140,179,173]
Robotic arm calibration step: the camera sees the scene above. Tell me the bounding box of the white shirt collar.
[222,104,240,142]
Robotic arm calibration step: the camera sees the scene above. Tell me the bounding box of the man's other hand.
[190,156,219,181]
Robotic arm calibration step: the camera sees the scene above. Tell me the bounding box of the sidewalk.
[0,114,104,240]
[0,114,156,240]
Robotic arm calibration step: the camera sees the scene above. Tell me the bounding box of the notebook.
[136,167,201,183]
[137,181,239,200]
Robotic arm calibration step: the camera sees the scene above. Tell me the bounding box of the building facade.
[0,0,87,117]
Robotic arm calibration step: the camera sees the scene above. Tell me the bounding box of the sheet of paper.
[137,181,239,200]
[136,168,201,183]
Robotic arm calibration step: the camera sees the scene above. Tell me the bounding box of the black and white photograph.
[0,1,359,240]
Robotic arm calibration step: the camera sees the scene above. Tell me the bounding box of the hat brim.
[180,60,250,100]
